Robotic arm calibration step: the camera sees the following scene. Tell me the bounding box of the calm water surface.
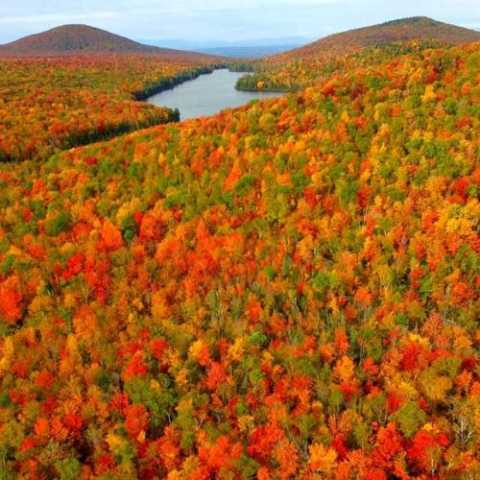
[147,69,283,120]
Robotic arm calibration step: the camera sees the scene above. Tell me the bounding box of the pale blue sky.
[1,0,479,45]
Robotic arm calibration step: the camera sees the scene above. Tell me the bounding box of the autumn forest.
[1,12,480,480]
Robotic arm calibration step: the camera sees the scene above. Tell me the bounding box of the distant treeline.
[228,63,256,73]
[235,73,294,93]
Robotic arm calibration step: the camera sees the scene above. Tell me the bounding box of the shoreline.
[0,65,228,163]
[133,64,228,101]
[1,64,264,163]
[235,85,293,94]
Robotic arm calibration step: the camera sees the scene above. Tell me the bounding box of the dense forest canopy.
[1,17,480,480]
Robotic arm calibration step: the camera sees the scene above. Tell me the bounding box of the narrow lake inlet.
[147,68,282,120]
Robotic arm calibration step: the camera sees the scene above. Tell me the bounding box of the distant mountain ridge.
[136,36,312,59]
[0,24,216,58]
[200,45,302,59]
[2,18,479,60]
[278,16,480,59]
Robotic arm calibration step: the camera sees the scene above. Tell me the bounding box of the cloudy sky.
[1,0,479,45]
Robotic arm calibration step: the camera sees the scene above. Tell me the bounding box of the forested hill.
[0,24,217,59]
[277,17,480,60]
[2,39,480,478]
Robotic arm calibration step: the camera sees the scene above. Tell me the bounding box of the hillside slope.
[281,17,480,59]
[236,17,480,93]
[2,41,480,478]
[0,55,219,162]
[0,24,212,58]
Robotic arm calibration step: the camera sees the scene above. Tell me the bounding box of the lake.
[147,69,283,120]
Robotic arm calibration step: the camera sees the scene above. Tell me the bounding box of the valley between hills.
[1,15,480,479]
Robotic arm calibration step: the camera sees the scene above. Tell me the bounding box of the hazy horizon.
[1,0,479,46]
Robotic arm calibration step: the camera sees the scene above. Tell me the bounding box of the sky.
[0,0,479,46]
